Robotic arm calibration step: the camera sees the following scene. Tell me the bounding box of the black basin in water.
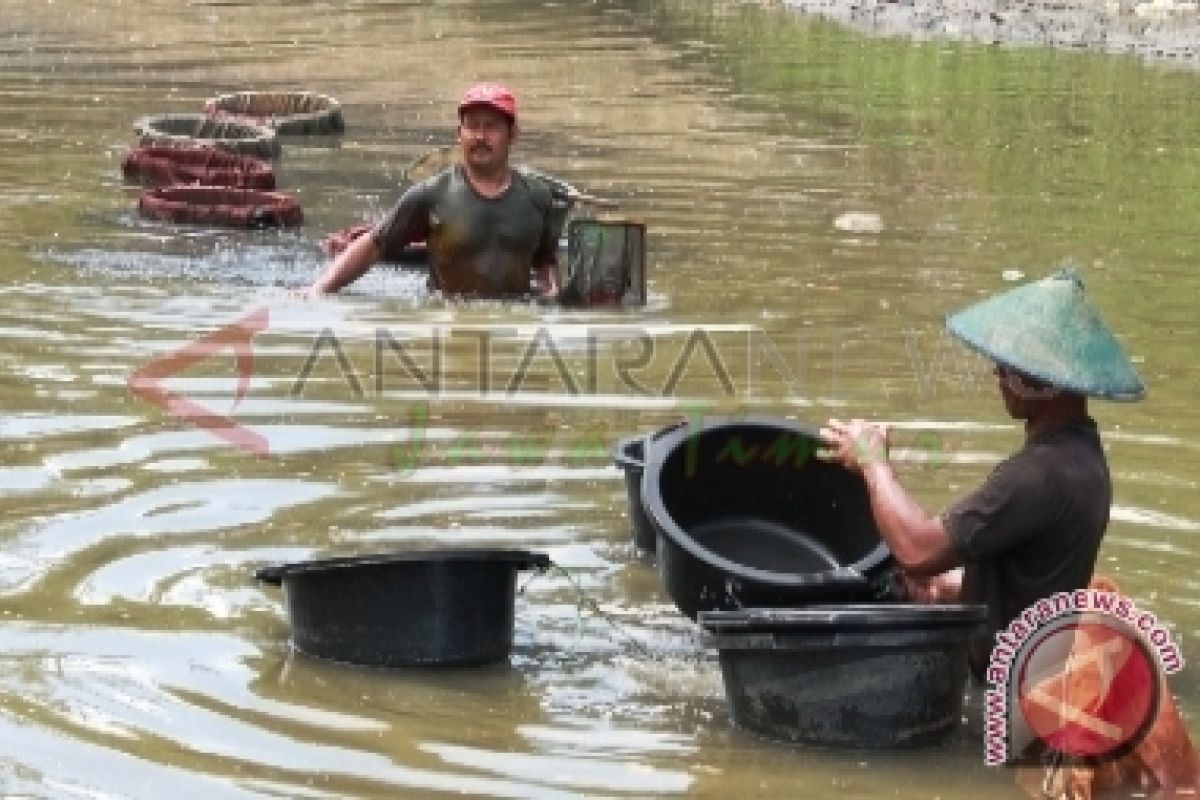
[686,518,843,573]
[641,416,894,619]
[701,604,987,748]
[255,549,550,667]
[613,422,687,554]
[614,434,655,552]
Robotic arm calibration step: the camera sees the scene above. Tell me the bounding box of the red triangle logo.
[128,306,270,456]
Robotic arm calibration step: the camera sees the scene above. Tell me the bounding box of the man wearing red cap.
[304,83,560,299]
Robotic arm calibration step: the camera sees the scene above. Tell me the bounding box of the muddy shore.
[773,0,1200,69]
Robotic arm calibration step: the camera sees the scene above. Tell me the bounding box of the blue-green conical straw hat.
[945,268,1145,401]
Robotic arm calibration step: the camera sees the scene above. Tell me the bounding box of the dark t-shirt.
[941,418,1111,677]
[371,164,556,297]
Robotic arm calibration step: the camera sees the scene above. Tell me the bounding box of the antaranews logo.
[127,306,270,456]
[123,315,980,462]
[983,586,1184,768]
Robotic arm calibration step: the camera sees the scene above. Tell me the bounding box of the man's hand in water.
[901,568,963,603]
[534,262,561,303]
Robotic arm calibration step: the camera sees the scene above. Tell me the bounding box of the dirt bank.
[774,0,1200,69]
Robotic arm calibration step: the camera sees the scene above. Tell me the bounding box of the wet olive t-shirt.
[941,418,1111,678]
[371,165,556,297]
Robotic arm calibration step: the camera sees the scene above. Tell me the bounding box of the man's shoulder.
[1020,419,1105,468]
[984,422,1107,500]
[512,166,557,207]
[987,447,1053,491]
[407,165,456,197]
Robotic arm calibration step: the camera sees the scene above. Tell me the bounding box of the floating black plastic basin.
[613,422,688,554]
[255,549,550,667]
[641,416,894,619]
[701,604,987,748]
[614,434,656,552]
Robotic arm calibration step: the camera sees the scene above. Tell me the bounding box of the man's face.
[458,106,515,173]
[995,364,1057,419]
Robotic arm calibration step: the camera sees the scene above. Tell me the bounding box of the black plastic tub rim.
[703,627,980,651]
[640,414,892,587]
[613,419,687,470]
[612,434,645,471]
[699,604,988,648]
[698,603,988,632]
[255,548,552,585]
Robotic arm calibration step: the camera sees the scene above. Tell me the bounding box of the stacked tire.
[121,90,345,229]
[204,91,344,136]
[121,146,276,191]
[137,186,303,229]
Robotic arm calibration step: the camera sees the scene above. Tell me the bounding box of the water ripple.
[1,480,336,595]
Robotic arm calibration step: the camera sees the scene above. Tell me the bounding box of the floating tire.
[120,145,276,190]
[138,186,303,228]
[134,113,280,159]
[204,91,345,136]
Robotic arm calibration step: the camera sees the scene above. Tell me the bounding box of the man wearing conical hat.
[820,268,1144,677]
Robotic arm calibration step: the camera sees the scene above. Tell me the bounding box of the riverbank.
[772,0,1200,68]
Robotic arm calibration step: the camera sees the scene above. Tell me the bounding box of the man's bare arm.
[534,261,560,301]
[819,418,963,578]
[305,229,383,296]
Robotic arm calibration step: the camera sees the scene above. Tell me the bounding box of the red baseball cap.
[458,83,517,122]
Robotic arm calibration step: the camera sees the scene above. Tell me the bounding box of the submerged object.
[561,217,646,308]
[833,211,884,233]
[120,145,276,190]
[137,186,303,228]
[204,91,345,136]
[254,549,551,667]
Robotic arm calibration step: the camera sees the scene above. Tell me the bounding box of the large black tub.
[614,434,655,552]
[255,549,550,667]
[613,422,687,554]
[641,416,894,619]
[701,604,987,748]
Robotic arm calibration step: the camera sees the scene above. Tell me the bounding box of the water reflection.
[1,480,336,594]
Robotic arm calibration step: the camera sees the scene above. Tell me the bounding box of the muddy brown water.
[2,0,1199,797]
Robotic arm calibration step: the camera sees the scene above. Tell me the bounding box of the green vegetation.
[625,0,1200,261]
